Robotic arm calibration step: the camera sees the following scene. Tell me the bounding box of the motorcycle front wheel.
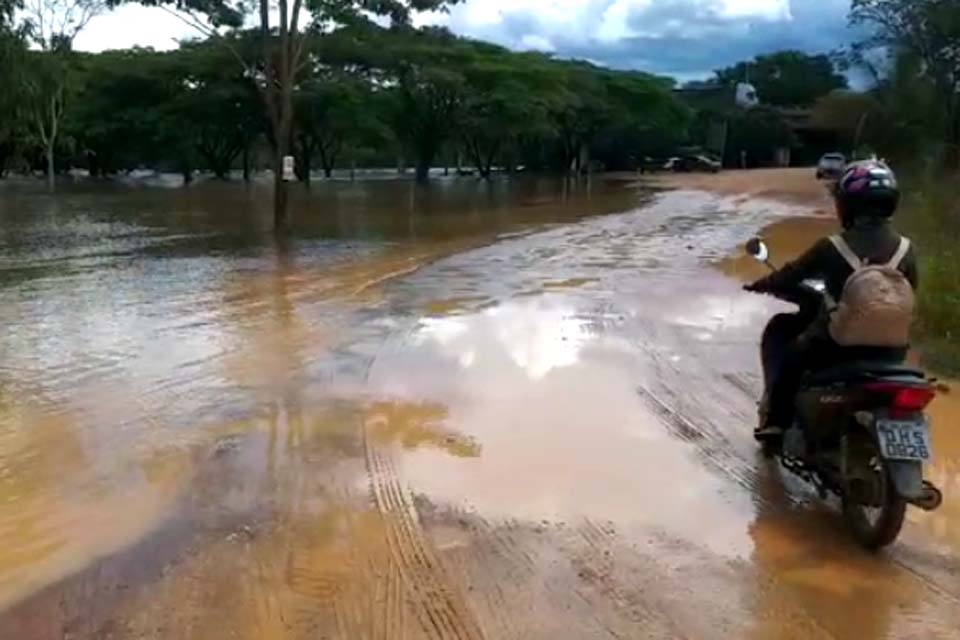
[841,432,907,550]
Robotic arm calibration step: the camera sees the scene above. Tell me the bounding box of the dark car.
[664,154,721,173]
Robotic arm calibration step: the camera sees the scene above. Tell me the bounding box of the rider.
[745,159,919,438]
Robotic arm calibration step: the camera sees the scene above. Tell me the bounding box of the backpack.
[827,235,915,348]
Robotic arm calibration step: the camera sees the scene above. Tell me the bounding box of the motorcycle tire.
[841,434,907,550]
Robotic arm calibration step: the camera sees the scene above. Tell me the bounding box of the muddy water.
[2,177,959,639]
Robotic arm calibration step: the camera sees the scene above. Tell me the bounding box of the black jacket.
[751,219,919,300]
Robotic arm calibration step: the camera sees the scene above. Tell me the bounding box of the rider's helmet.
[834,159,901,228]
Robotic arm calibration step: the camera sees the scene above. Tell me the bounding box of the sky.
[73,0,859,81]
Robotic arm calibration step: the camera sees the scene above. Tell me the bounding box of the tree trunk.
[182,168,193,185]
[271,101,294,229]
[415,159,431,183]
[46,143,55,192]
[298,141,312,187]
[273,149,288,230]
[242,145,252,183]
[946,106,960,169]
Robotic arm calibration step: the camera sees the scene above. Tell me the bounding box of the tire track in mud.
[573,519,692,639]
[635,383,758,491]
[567,519,839,640]
[421,508,692,639]
[364,430,485,640]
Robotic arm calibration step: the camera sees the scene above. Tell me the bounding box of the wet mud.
[2,172,959,638]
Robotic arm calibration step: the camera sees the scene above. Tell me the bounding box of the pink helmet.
[834,159,900,226]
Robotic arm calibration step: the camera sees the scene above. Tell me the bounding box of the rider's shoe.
[754,424,784,441]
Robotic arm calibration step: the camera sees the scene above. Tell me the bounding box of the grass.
[900,176,960,376]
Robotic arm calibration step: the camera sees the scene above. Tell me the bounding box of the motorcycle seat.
[806,361,925,387]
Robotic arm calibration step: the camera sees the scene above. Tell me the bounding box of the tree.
[170,41,263,180]
[811,90,882,154]
[0,9,29,176]
[118,0,461,229]
[548,64,613,174]
[592,69,689,170]
[724,107,796,168]
[21,0,106,191]
[458,49,557,178]
[294,76,383,182]
[850,0,960,166]
[68,48,170,176]
[715,50,848,107]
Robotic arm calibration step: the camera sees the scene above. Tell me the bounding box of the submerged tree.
[21,0,106,191]
[116,0,462,229]
[0,5,29,176]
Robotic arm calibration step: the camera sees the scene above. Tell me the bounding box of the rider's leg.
[766,334,837,434]
[761,313,808,390]
[758,314,808,434]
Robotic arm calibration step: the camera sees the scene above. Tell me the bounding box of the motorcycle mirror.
[745,237,769,263]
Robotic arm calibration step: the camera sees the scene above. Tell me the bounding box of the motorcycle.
[745,237,944,550]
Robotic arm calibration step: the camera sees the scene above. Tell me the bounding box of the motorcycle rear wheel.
[841,434,907,551]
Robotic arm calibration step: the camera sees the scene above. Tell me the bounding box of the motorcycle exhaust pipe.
[909,481,943,512]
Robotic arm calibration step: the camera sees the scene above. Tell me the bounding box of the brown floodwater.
[1,174,959,639]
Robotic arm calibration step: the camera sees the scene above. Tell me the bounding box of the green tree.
[592,69,689,170]
[0,14,29,176]
[850,0,960,166]
[69,48,171,176]
[20,0,105,191]
[724,106,796,167]
[170,41,263,180]
[549,63,612,173]
[810,90,882,155]
[295,76,384,182]
[457,49,561,178]
[715,50,847,107]
[117,0,461,229]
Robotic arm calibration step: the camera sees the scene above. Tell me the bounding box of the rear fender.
[886,461,925,500]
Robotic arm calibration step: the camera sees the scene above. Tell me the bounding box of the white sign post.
[282,155,296,182]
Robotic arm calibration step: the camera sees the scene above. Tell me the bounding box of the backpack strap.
[829,235,862,270]
[887,237,911,269]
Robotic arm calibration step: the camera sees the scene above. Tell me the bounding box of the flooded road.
[1,174,959,639]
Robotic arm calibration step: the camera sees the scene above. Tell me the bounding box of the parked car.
[816,152,846,180]
[664,154,721,173]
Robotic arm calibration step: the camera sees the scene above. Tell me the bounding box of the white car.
[816,153,846,180]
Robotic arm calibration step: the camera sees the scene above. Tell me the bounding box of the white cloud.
[718,0,790,20]
[73,5,201,52]
[519,34,555,52]
[71,0,854,79]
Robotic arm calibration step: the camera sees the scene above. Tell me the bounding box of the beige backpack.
[828,235,915,347]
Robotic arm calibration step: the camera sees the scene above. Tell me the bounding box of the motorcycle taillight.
[863,382,937,411]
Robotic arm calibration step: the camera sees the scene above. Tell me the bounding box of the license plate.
[877,420,932,461]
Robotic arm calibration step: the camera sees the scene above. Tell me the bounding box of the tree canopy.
[714,50,848,108]
[849,0,960,165]
[0,20,691,183]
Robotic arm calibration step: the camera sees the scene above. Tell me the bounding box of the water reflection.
[417,301,591,380]
[366,296,758,557]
